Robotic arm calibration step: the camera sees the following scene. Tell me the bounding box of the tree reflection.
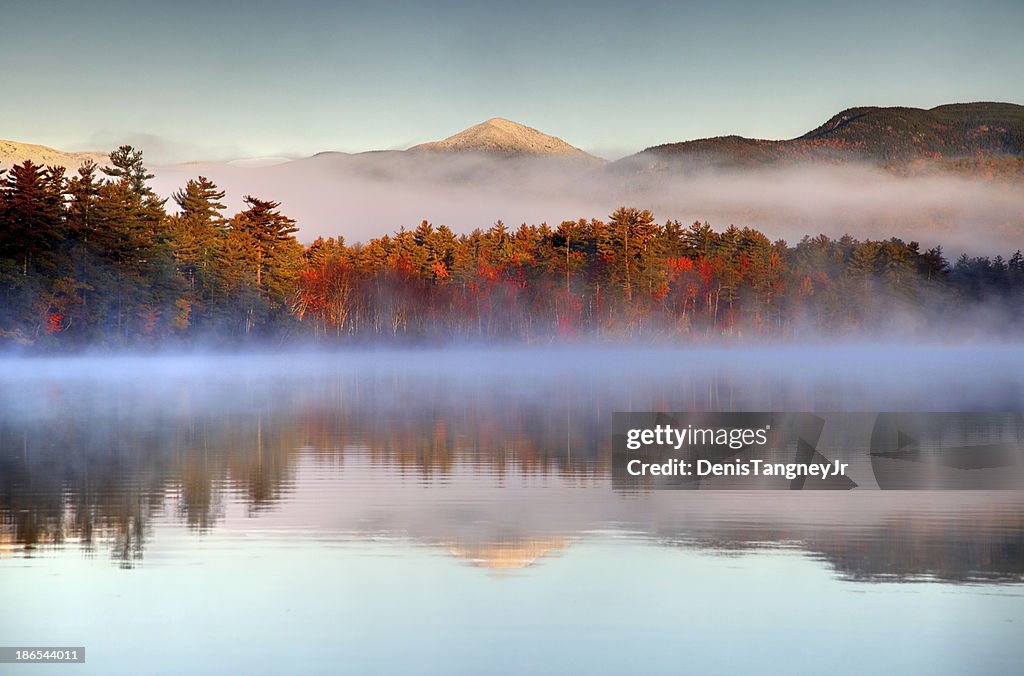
[0,368,1021,582]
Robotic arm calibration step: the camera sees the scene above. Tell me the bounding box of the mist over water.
[5,343,1024,420]
[3,345,1023,674]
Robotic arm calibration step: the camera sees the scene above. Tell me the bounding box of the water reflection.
[1,346,1022,581]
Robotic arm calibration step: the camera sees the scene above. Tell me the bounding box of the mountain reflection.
[1,349,1022,580]
[445,539,571,570]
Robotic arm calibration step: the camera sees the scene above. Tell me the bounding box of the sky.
[1,0,1022,162]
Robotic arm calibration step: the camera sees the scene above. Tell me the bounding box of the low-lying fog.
[153,154,1024,255]
[2,345,1023,579]
[4,344,1023,422]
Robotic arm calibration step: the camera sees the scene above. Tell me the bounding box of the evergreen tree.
[89,146,177,341]
[0,161,68,339]
[227,196,303,335]
[103,145,156,197]
[170,177,228,331]
[600,207,657,303]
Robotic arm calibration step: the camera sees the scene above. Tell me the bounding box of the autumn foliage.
[2,148,1023,348]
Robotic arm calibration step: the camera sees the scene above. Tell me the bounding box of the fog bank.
[152,154,1024,255]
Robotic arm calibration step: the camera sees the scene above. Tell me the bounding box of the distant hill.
[0,140,107,171]
[410,118,603,162]
[620,102,1024,170]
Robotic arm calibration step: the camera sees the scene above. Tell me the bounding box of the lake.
[2,345,1023,674]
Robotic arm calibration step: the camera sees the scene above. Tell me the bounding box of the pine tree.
[0,161,68,339]
[89,146,177,341]
[103,145,156,197]
[227,196,303,334]
[1,160,65,277]
[67,160,101,241]
[600,207,656,303]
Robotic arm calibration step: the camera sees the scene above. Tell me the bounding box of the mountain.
[410,117,603,162]
[620,102,1024,170]
[0,140,108,170]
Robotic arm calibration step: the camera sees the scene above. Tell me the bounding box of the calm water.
[2,346,1023,675]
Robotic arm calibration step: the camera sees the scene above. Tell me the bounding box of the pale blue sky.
[1,0,1021,161]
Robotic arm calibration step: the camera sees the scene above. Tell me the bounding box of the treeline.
[1,146,1022,347]
[1,147,302,346]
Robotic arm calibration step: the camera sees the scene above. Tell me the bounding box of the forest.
[1,146,1022,349]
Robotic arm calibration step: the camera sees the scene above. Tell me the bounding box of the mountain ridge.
[0,140,108,171]
[624,102,1024,169]
[4,103,1023,173]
